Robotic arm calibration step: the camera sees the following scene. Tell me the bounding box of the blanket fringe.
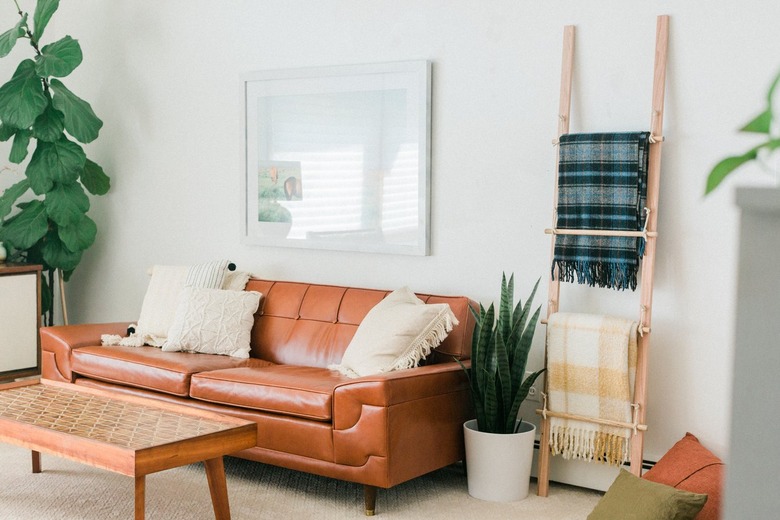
[553,259,639,291]
[549,425,630,466]
[101,325,166,348]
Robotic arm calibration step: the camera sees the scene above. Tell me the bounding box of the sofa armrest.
[333,362,469,423]
[41,322,132,382]
[331,362,473,484]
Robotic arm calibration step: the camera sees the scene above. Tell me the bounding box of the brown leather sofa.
[40,278,476,515]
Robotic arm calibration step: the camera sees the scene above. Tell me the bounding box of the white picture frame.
[241,61,431,255]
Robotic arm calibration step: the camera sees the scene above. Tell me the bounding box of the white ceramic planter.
[463,419,536,502]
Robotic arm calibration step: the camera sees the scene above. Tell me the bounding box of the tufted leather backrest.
[245,279,476,368]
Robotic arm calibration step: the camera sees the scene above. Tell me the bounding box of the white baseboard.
[530,447,619,492]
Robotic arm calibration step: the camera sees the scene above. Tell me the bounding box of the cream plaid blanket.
[546,312,638,466]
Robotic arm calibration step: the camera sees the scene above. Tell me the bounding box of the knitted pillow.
[162,288,261,358]
[643,433,724,520]
[329,287,458,378]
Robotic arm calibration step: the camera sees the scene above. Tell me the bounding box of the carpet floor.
[0,445,602,519]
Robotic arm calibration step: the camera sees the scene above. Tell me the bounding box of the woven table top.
[0,384,236,450]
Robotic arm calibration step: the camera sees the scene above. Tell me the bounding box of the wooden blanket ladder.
[536,14,670,497]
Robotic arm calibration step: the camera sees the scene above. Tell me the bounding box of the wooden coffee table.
[0,379,256,519]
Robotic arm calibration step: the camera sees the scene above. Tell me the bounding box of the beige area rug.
[0,445,601,519]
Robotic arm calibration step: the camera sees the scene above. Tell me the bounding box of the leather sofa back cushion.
[246,279,475,367]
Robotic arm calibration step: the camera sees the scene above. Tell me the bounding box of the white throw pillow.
[135,260,234,345]
[162,288,261,358]
[330,287,459,378]
[184,259,230,288]
[136,265,189,341]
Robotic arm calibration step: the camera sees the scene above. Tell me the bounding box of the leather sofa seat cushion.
[71,345,269,397]
[190,365,352,421]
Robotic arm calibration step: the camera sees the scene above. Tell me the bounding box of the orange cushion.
[643,433,724,520]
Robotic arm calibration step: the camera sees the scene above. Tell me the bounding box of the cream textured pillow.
[222,270,252,291]
[162,288,261,358]
[330,287,459,378]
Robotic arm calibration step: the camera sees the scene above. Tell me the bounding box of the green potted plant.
[459,273,545,502]
[0,0,110,324]
[706,70,780,194]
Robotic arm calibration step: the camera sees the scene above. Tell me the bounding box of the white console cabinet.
[0,264,42,381]
[724,188,780,518]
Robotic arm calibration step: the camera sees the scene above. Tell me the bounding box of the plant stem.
[46,269,54,326]
[11,2,47,92]
[11,1,42,56]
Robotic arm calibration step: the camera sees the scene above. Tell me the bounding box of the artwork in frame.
[242,61,431,255]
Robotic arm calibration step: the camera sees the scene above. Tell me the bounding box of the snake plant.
[461,274,545,434]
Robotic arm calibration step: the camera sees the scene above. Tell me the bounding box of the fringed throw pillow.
[330,286,458,378]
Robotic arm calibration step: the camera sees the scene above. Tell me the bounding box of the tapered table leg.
[135,475,145,520]
[205,457,231,520]
[31,450,41,473]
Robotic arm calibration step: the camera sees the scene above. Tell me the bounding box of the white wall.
[3,0,779,471]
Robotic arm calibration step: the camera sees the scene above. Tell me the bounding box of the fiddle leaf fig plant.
[0,0,110,324]
[706,70,780,194]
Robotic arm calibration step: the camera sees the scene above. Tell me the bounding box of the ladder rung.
[535,409,648,432]
[540,318,650,335]
[545,228,658,238]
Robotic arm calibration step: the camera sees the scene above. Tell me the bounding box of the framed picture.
[241,61,431,255]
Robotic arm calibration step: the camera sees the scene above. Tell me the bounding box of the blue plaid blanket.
[552,132,650,291]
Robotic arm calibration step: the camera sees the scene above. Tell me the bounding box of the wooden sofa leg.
[364,485,377,516]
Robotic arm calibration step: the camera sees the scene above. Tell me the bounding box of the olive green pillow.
[588,469,707,520]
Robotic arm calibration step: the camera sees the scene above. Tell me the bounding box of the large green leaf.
[0,59,48,129]
[31,99,65,142]
[58,212,96,252]
[33,0,60,42]
[0,199,48,249]
[766,69,780,104]
[80,158,110,195]
[740,109,772,134]
[44,181,89,227]
[0,178,30,220]
[49,78,102,143]
[0,122,17,141]
[25,136,87,194]
[705,138,780,194]
[740,71,780,134]
[9,128,31,163]
[0,13,27,58]
[35,36,83,78]
[43,229,82,271]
